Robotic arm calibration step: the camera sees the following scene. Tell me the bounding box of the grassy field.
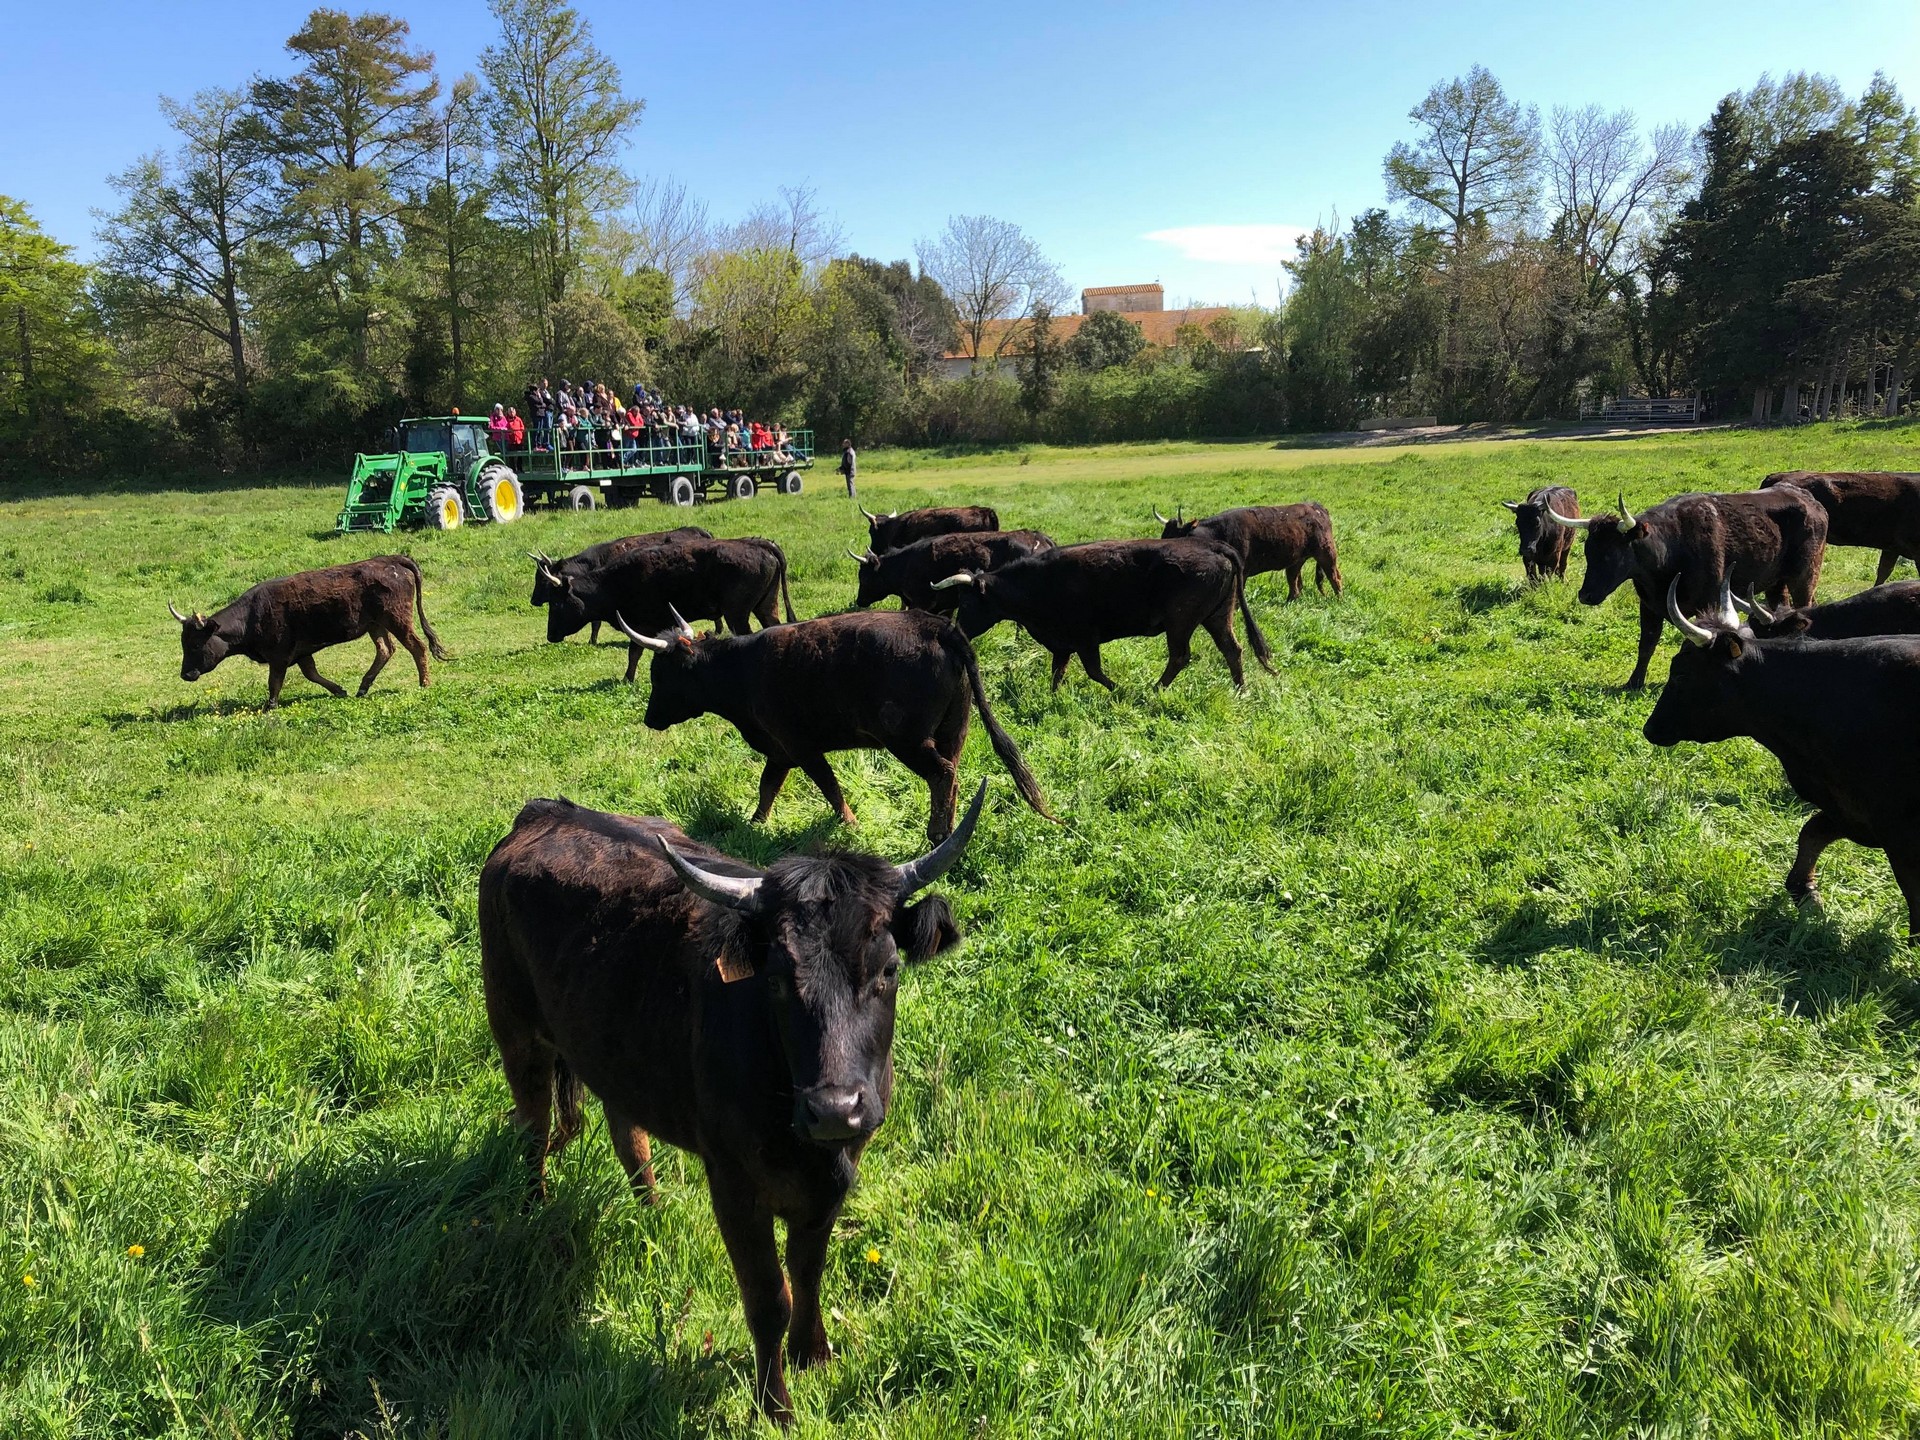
[8,423,1920,1437]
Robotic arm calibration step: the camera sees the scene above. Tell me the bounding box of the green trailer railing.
[503,428,813,508]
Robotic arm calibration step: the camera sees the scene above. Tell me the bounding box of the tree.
[0,198,114,463]
[1016,302,1064,418]
[1385,67,1540,415]
[481,0,643,333]
[95,87,273,403]
[545,290,647,388]
[915,215,1068,368]
[404,74,495,402]
[256,9,441,375]
[1546,105,1691,299]
[1066,309,1145,371]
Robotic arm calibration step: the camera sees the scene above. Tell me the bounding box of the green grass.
[6,423,1920,1437]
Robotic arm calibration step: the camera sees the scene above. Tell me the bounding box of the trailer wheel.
[668,475,697,507]
[567,484,599,510]
[779,470,803,495]
[429,486,464,530]
[728,474,757,501]
[483,467,524,524]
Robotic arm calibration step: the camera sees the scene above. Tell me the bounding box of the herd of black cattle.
[163,469,1920,1422]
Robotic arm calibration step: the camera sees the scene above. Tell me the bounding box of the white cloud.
[1143,223,1313,268]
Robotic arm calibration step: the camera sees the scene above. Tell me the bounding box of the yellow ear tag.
[714,952,755,984]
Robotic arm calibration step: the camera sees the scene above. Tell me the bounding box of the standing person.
[839,437,858,500]
[506,406,526,449]
[488,403,509,449]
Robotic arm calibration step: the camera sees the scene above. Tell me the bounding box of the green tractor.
[336,416,525,534]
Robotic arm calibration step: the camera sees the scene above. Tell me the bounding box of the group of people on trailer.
[491,378,802,473]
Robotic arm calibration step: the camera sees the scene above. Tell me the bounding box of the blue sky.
[6,0,1916,307]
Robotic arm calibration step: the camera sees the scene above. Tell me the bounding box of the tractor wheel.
[779,470,804,495]
[668,476,697,507]
[429,486,464,530]
[483,466,524,524]
[568,484,599,510]
[728,474,757,501]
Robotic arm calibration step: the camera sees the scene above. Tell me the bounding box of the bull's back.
[731,613,963,736]
[1009,543,1232,642]
[1802,583,1920,640]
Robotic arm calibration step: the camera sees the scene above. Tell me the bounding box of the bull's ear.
[892,894,960,963]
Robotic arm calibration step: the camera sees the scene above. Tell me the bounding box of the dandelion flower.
[21,1274,35,1288]
[126,1245,145,1258]
[865,1247,881,1265]
[1145,1187,1157,1199]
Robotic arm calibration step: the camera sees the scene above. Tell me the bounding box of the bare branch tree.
[1548,106,1692,294]
[914,214,1068,366]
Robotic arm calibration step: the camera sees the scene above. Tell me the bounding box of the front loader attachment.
[337,452,445,533]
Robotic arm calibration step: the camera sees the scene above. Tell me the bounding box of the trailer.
[503,429,814,510]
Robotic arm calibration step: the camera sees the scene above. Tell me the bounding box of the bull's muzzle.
[795,1084,876,1145]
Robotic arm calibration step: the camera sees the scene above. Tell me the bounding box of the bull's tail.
[1315,527,1344,597]
[550,1049,585,1152]
[777,549,796,624]
[959,632,1055,823]
[399,554,450,660]
[1232,552,1275,673]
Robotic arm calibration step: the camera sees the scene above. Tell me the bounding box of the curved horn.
[167,600,189,624]
[1501,500,1521,512]
[1545,505,1590,530]
[1153,506,1172,524]
[894,779,987,897]
[1716,577,1741,630]
[928,571,976,591]
[859,505,879,523]
[1733,587,1776,625]
[1616,493,1637,528]
[887,510,899,519]
[656,836,764,913]
[1665,575,1714,645]
[610,610,672,651]
[667,603,696,639]
[847,548,876,567]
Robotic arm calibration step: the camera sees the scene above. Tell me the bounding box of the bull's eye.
[879,961,900,985]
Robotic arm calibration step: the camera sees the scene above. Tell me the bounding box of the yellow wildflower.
[21,1274,35,1288]
[864,1247,881,1265]
[126,1245,145,1258]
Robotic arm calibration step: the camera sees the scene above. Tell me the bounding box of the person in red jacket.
[506,407,526,448]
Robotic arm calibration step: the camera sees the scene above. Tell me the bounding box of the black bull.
[848,529,1056,611]
[615,607,1054,841]
[529,527,712,642]
[1647,579,1920,940]
[1501,485,1578,583]
[1760,471,1920,584]
[1156,502,1344,599]
[479,782,982,1423]
[536,537,797,679]
[930,538,1274,690]
[169,554,448,709]
[1553,487,1828,688]
[859,504,999,554]
[1734,580,1920,640]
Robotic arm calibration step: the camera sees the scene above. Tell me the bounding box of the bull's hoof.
[1785,882,1822,909]
[789,1337,833,1371]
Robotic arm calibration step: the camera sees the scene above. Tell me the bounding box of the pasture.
[8,424,1920,1437]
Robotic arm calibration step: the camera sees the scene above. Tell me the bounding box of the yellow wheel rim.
[493,478,520,520]
[441,495,462,528]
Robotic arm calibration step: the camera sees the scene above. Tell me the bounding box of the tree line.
[1,26,1915,478]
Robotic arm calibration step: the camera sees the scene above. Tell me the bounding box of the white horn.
[847,548,876,567]
[611,611,672,651]
[929,571,977,591]
[1733,588,1776,625]
[1616,493,1637,528]
[668,603,696,639]
[1545,506,1590,530]
[860,505,879,523]
[1716,578,1740,630]
[1153,507,1172,524]
[894,780,987,897]
[167,601,189,623]
[1501,500,1520,512]
[1666,575,1714,645]
[657,836,764,912]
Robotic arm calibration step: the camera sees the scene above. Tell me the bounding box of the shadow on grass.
[193,1125,731,1437]
[1455,579,1522,613]
[1477,888,1920,1023]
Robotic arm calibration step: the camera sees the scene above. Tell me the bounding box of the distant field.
[6,421,1920,1437]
